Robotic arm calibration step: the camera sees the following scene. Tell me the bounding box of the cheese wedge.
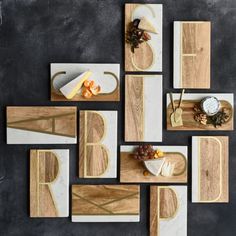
[143,158,165,176]
[138,17,157,34]
[60,71,92,99]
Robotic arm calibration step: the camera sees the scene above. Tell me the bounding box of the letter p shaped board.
[150,186,187,236]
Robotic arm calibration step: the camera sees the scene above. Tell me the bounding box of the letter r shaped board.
[30,149,69,217]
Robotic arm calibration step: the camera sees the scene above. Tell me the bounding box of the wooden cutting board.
[7,106,77,144]
[125,75,162,142]
[30,149,69,217]
[125,4,162,72]
[192,136,229,203]
[72,185,140,222]
[174,21,211,89]
[166,93,234,131]
[79,110,117,178]
[51,63,120,101]
[120,146,187,183]
[150,186,187,236]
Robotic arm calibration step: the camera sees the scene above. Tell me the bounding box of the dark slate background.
[0,0,236,235]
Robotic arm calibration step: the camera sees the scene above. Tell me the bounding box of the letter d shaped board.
[79,111,118,178]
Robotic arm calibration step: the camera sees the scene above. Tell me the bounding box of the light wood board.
[150,186,187,236]
[79,111,117,178]
[72,185,140,222]
[30,149,69,217]
[120,146,187,183]
[166,93,234,131]
[125,4,162,72]
[174,21,211,88]
[51,63,120,101]
[7,106,77,144]
[192,136,229,203]
[125,75,162,142]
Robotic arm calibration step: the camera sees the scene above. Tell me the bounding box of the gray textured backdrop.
[0,0,236,235]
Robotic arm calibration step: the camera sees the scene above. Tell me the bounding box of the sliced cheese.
[138,17,157,34]
[60,71,92,99]
[144,158,165,176]
[161,161,176,177]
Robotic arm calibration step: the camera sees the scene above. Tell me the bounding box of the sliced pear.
[60,71,92,99]
[144,158,165,176]
[138,17,157,34]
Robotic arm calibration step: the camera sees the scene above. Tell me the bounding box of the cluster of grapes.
[133,145,155,161]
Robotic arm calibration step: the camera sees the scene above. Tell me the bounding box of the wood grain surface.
[7,106,77,138]
[180,22,211,88]
[167,100,233,130]
[79,111,109,178]
[150,186,179,236]
[125,4,155,71]
[72,185,140,216]
[30,150,59,217]
[120,152,187,183]
[125,75,144,141]
[198,137,228,202]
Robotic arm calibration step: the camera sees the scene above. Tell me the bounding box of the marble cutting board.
[72,185,140,222]
[150,185,187,236]
[125,4,163,72]
[192,136,229,203]
[30,149,69,217]
[50,63,120,101]
[79,110,117,178]
[6,106,77,144]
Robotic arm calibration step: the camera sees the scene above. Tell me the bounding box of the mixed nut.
[193,103,230,127]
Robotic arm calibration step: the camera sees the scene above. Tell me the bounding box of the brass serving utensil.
[174,89,185,124]
[169,93,178,127]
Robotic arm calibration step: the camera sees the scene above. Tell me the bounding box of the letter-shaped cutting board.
[30,149,69,217]
[125,75,162,142]
[174,21,211,88]
[150,186,187,236]
[125,4,162,72]
[166,93,234,131]
[72,185,140,222]
[79,110,117,178]
[120,146,187,183]
[51,63,120,101]
[7,106,77,144]
[192,136,229,203]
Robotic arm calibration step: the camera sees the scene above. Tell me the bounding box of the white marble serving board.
[50,63,120,94]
